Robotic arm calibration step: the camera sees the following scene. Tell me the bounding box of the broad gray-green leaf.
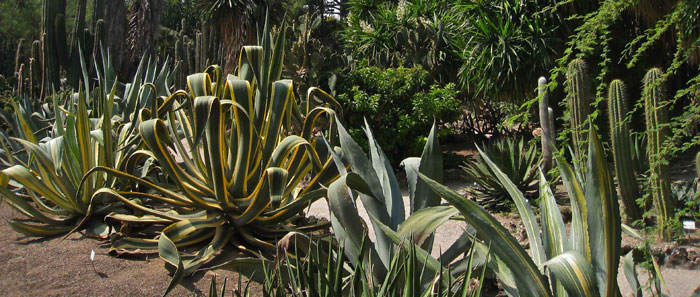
[623,251,641,297]
[476,145,545,270]
[583,128,621,297]
[418,173,552,297]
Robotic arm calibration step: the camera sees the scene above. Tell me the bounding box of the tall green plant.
[86,23,341,295]
[607,79,643,222]
[566,58,593,162]
[326,120,482,286]
[643,67,676,239]
[420,127,622,297]
[0,83,121,236]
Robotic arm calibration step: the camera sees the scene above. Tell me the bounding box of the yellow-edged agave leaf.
[583,128,621,297]
[96,24,341,294]
[545,251,599,297]
[418,172,552,297]
[476,145,546,269]
[159,233,186,297]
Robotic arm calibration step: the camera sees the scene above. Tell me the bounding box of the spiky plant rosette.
[79,25,341,291]
[460,137,538,210]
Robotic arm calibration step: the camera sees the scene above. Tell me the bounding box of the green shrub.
[337,65,461,163]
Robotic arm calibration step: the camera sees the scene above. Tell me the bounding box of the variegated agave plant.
[84,25,341,294]
[0,46,178,237]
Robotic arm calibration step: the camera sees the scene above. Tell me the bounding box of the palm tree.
[197,0,275,73]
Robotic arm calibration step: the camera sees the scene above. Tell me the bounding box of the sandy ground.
[0,202,257,297]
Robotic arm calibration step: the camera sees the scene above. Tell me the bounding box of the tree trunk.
[127,0,163,73]
[219,14,256,74]
[103,0,128,80]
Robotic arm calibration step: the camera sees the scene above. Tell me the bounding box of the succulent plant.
[461,138,539,211]
[643,67,676,239]
[607,79,643,221]
[566,58,593,162]
[539,76,553,175]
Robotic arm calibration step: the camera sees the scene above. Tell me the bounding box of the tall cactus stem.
[538,76,553,174]
[548,107,555,140]
[608,79,643,222]
[566,58,593,161]
[695,151,700,179]
[643,68,676,239]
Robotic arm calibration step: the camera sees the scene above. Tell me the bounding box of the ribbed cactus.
[42,0,68,89]
[30,40,41,97]
[608,79,643,222]
[566,58,593,161]
[643,68,676,239]
[695,151,700,178]
[539,76,553,174]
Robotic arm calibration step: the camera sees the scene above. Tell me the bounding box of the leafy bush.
[336,65,461,163]
[342,0,463,83]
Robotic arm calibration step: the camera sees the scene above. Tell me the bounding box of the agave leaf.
[326,173,385,276]
[159,233,185,297]
[411,122,443,213]
[335,118,393,268]
[363,118,404,227]
[476,145,546,270]
[545,251,599,297]
[539,170,568,297]
[583,128,621,297]
[622,251,641,297]
[555,145,591,261]
[367,211,448,288]
[9,221,73,236]
[418,172,552,297]
[397,205,459,246]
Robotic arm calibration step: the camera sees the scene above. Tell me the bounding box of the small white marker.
[682,220,696,231]
[90,249,98,275]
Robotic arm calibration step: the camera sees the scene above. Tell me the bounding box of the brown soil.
[0,202,258,297]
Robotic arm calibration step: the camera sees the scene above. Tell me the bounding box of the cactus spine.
[643,68,676,239]
[608,79,643,222]
[539,76,553,174]
[566,58,593,161]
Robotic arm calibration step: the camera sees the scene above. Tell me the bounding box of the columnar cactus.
[643,68,676,239]
[566,58,593,161]
[30,40,41,97]
[42,0,68,89]
[539,76,553,174]
[607,79,643,221]
[695,151,700,178]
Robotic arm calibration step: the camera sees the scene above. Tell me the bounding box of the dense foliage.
[336,65,460,162]
[2,0,700,296]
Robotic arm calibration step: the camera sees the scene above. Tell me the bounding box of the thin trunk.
[103,0,128,80]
